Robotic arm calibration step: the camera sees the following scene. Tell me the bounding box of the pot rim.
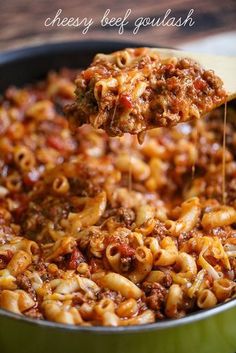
[1,298,236,334]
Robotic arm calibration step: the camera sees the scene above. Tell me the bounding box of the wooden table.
[0,0,236,51]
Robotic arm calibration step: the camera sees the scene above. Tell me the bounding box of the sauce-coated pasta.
[65,48,227,136]
[0,67,235,327]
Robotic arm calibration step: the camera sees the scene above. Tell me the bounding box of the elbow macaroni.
[0,66,234,327]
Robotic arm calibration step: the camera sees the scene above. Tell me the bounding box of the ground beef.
[102,207,135,227]
[152,220,168,240]
[120,256,134,272]
[16,273,36,299]
[142,282,167,311]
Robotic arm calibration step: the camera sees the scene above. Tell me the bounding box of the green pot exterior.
[1,305,236,353]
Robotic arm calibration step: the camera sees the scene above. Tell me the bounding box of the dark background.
[0,0,236,51]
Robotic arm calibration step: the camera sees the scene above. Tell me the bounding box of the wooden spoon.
[148,48,236,102]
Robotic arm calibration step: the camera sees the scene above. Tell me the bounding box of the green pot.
[1,300,236,353]
[0,40,236,353]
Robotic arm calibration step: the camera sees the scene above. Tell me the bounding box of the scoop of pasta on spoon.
[65,47,236,137]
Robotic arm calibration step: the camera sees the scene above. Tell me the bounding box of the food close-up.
[1,1,236,353]
[0,56,236,326]
[65,48,227,136]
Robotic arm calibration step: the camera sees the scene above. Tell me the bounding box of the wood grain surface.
[0,0,236,51]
